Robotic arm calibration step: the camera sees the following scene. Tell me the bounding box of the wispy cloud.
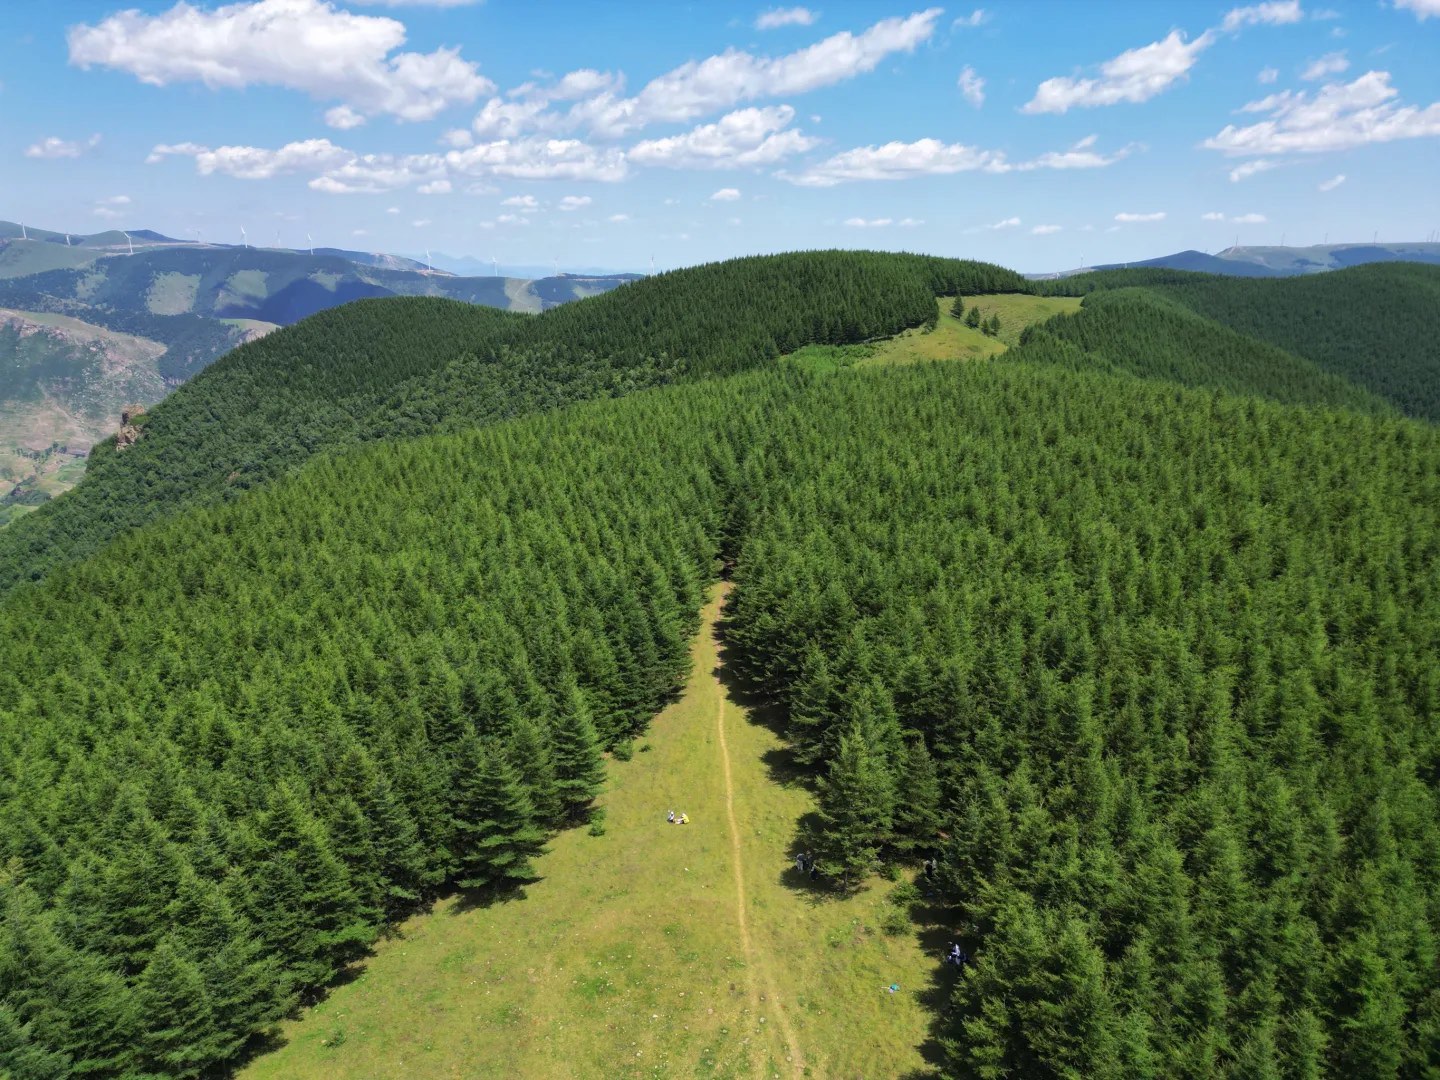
[1114,211,1166,222]
[1395,0,1440,21]
[957,66,984,107]
[24,133,101,159]
[782,134,1128,185]
[1031,224,1062,234]
[1229,158,1281,181]
[1318,173,1346,191]
[1222,1,1303,32]
[755,6,817,30]
[1022,30,1215,114]
[1301,51,1348,80]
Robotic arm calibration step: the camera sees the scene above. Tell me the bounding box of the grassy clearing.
[952,293,1083,349]
[241,585,940,1080]
[786,295,1084,373]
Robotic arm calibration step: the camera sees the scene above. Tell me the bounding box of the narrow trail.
[711,585,805,1077]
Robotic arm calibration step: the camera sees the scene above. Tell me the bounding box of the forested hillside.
[722,363,1440,1077]
[3,355,1438,1076]
[1151,264,1440,421]
[0,369,792,1075]
[1011,289,1393,414]
[0,251,1024,593]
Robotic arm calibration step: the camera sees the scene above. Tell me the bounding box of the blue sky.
[3,0,1438,272]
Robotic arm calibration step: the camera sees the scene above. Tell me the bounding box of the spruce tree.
[134,935,219,1078]
[892,734,942,859]
[965,305,982,329]
[950,295,967,319]
[506,713,563,826]
[815,722,895,888]
[450,734,547,892]
[550,681,606,822]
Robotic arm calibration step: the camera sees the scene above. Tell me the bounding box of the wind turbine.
[65,234,71,247]
[123,232,134,256]
[492,257,499,277]
[649,254,655,276]
[553,256,559,278]
[273,229,280,250]
[307,233,314,256]
[240,226,248,249]
[19,223,26,241]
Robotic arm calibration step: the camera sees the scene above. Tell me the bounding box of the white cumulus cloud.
[1031,224,1063,234]
[755,7,818,29]
[68,0,493,124]
[1202,211,1227,221]
[1318,172,1346,190]
[569,8,942,137]
[559,195,592,210]
[446,138,628,182]
[24,134,101,159]
[1022,29,1215,114]
[628,105,818,169]
[1258,66,1279,83]
[1115,211,1166,222]
[608,213,631,223]
[710,187,742,201]
[844,217,894,227]
[989,216,1021,229]
[502,194,540,208]
[1205,70,1440,156]
[958,66,985,107]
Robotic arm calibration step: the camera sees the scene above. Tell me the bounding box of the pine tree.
[965,305,982,329]
[950,295,967,319]
[815,722,895,888]
[550,681,606,822]
[450,734,547,892]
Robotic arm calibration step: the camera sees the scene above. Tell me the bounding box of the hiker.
[667,810,675,823]
[795,854,805,873]
[923,858,936,880]
[679,813,689,825]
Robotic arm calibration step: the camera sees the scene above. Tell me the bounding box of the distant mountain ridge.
[0,220,638,517]
[1034,241,1440,279]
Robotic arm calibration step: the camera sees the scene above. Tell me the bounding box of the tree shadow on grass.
[449,879,540,916]
[899,897,977,1079]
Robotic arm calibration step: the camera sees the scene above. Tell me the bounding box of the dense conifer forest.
[2,250,1438,1077]
[0,251,1023,594]
[1011,288,1393,413]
